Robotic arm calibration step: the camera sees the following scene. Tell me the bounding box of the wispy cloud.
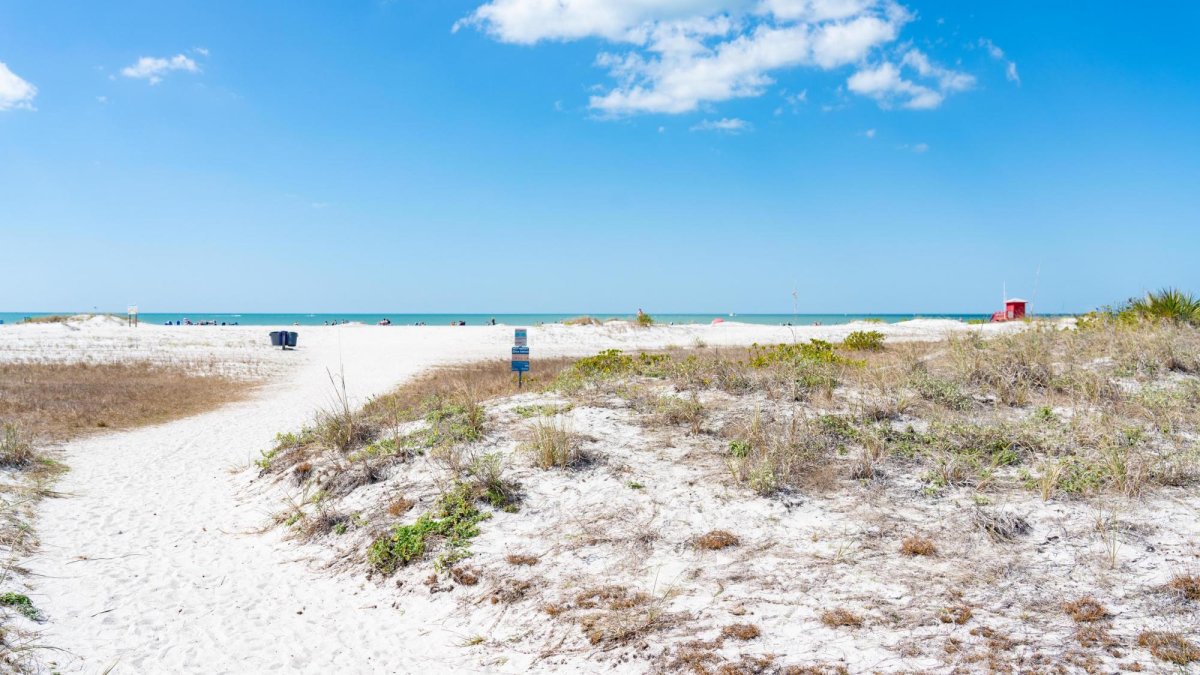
[457,1,972,116]
[847,48,973,109]
[121,54,201,85]
[0,62,37,111]
[897,141,928,153]
[691,117,752,133]
[979,38,1019,85]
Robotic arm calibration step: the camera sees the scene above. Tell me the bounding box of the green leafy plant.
[842,330,886,352]
[367,483,490,575]
[0,592,40,620]
[1121,288,1200,326]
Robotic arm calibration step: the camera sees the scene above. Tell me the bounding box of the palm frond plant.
[1123,288,1200,326]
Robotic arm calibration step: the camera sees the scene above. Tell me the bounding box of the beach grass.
[0,362,251,442]
[255,311,1200,670]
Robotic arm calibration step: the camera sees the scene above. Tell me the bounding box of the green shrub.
[748,340,847,368]
[1119,288,1200,326]
[636,312,654,328]
[565,350,669,382]
[843,330,886,352]
[367,483,490,575]
[0,592,39,620]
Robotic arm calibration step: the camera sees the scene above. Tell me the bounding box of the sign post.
[511,329,530,388]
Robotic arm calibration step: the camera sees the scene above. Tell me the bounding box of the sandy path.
[11,320,1023,673]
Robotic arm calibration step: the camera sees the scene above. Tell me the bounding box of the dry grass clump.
[899,535,937,557]
[1137,631,1200,665]
[551,585,679,646]
[973,509,1030,542]
[363,358,577,423]
[1166,573,1200,601]
[17,314,75,324]
[937,605,973,625]
[563,316,603,326]
[524,418,583,469]
[0,425,36,469]
[386,497,415,517]
[820,608,863,628]
[695,530,739,550]
[725,414,844,495]
[505,553,539,566]
[652,394,706,434]
[1063,597,1108,623]
[449,565,480,586]
[721,623,761,640]
[781,666,850,675]
[0,362,250,442]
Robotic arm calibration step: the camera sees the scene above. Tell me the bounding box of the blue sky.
[1,1,1197,314]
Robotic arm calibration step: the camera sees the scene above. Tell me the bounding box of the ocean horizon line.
[0,310,1070,328]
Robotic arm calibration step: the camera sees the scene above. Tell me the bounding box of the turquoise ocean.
[0,312,999,327]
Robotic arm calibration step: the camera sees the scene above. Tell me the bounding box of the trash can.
[269,331,284,347]
[285,332,299,348]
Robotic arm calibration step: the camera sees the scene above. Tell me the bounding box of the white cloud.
[121,54,200,85]
[194,47,210,57]
[979,37,1019,85]
[0,62,37,111]
[863,127,875,138]
[846,48,972,109]
[458,0,965,115]
[690,117,751,132]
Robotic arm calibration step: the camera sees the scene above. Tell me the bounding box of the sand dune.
[0,319,1032,672]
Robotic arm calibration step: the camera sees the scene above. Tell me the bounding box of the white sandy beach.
[0,318,1065,672]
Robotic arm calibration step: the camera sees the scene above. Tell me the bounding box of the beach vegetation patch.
[1118,288,1200,326]
[899,535,937,557]
[1167,573,1200,601]
[513,403,572,418]
[0,362,250,443]
[820,608,863,628]
[1137,631,1200,665]
[0,593,40,621]
[842,330,886,351]
[0,424,36,468]
[523,419,584,469]
[367,483,490,575]
[695,530,739,550]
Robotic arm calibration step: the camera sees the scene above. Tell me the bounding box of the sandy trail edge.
[17,321,1025,673]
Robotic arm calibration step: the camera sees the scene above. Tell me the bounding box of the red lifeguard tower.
[991,298,1028,322]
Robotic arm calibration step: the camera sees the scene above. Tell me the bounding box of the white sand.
[0,319,1033,673]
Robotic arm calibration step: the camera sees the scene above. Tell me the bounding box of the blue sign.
[512,330,530,378]
[511,345,530,372]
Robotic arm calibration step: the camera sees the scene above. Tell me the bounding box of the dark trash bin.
[269,331,284,347]
[285,332,298,348]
